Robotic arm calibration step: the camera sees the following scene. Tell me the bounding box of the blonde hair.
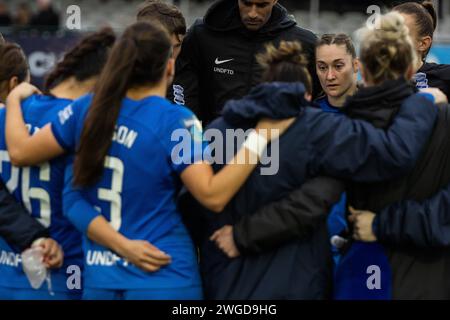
[358,12,418,85]
[256,41,312,94]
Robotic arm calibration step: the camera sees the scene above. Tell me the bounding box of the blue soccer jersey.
[0,95,83,294]
[52,94,205,290]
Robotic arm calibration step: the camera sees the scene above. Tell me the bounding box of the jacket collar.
[342,77,416,129]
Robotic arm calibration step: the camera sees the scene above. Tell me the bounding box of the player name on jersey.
[112,125,138,149]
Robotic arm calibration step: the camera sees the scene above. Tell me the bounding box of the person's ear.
[418,36,432,58]
[304,92,312,102]
[166,58,175,78]
[353,58,360,74]
[8,76,19,93]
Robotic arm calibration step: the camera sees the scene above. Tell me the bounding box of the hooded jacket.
[171,0,319,125]
[198,81,436,299]
[344,77,450,299]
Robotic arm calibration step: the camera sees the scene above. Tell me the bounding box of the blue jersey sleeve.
[51,94,91,152]
[62,156,100,234]
[164,106,209,175]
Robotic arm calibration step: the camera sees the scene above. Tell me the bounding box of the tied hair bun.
[257,41,309,68]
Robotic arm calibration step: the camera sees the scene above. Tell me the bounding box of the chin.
[245,25,261,31]
[326,90,337,96]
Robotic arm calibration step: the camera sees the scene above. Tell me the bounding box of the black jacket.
[233,176,344,255]
[377,180,450,248]
[345,78,450,299]
[0,180,49,251]
[419,62,450,98]
[197,82,436,300]
[172,0,319,125]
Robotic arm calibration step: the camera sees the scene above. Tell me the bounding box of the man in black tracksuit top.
[172,0,319,125]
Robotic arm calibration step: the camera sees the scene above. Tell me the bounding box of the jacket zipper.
[246,40,257,94]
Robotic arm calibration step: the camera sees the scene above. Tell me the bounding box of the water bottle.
[21,247,54,295]
[414,72,429,89]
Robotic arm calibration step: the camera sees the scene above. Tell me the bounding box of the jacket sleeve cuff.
[372,214,382,241]
[232,222,250,255]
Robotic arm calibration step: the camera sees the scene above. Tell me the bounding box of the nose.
[326,69,336,81]
[248,5,258,19]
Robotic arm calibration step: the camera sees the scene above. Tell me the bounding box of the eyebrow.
[244,1,271,4]
[316,59,346,64]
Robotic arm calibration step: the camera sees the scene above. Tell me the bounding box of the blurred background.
[1,0,449,87]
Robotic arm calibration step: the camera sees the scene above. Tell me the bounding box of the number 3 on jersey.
[98,156,124,231]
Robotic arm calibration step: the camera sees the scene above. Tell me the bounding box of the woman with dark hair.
[0,43,29,104]
[0,40,63,280]
[394,1,450,97]
[315,33,359,112]
[0,28,116,300]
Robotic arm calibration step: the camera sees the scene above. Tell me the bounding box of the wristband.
[242,130,268,158]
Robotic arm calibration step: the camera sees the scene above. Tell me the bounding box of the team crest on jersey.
[184,117,203,143]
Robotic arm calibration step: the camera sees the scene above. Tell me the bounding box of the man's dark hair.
[137,0,186,41]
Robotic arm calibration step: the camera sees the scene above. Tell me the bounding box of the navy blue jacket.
[200,82,437,299]
[377,181,450,247]
[0,180,49,251]
[343,77,450,299]
[373,180,450,300]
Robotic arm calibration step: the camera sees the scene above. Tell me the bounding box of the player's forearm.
[184,146,258,213]
[87,216,130,257]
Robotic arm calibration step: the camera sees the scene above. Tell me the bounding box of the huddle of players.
[0,0,449,300]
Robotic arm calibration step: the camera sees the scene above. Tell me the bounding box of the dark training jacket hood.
[343,77,416,129]
[203,0,296,35]
[222,82,307,127]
